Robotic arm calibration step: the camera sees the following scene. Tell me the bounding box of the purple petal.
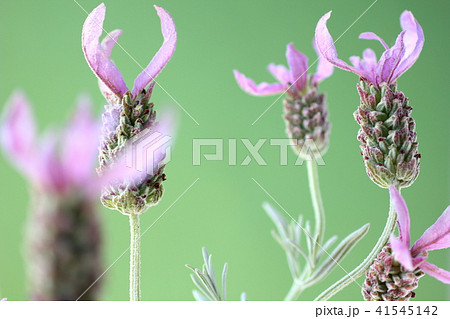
[419,261,450,284]
[286,43,308,91]
[314,12,361,77]
[0,91,37,178]
[0,298,6,301]
[349,56,361,68]
[412,206,450,254]
[393,11,424,80]
[267,63,290,84]
[36,133,67,192]
[131,6,177,97]
[389,186,411,247]
[82,4,128,98]
[390,235,413,271]
[61,95,100,187]
[233,70,285,96]
[312,39,334,83]
[348,49,378,85]
[376,31,406,85]
[359,32,389,50]
[99,29,124,105]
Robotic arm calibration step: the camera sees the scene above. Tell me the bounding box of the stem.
[307,160,326,263]
[314,194,398,301]
[129,213,141,301]
[284,160,325,301]
[284,281,303,301]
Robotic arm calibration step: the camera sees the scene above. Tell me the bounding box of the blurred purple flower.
[82,3,176,104]
[315,11,424,87]
[1,91,100,195]
[389,186,450,284]
[234,42,333,96]
[0,91,105,300]
[0,298,6,301]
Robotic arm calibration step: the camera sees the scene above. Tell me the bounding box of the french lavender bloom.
[82,3,176,215]
[362,186,450,301]
[234,43,333,158]
[315,11,424,188]
[0,91,102,301]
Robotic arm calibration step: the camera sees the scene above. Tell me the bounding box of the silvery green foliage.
[186,248,247,301]
[264,203,369,290]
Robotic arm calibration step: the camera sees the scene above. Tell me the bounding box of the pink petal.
[390,235,413,271]
[359,32,389,50]
[286,43,308,91]
[393,11,425,81]
[389,186,410,247]
[412,206,450,254]
[61,95,100,188]
[267,63,290,84]
[36,133,67,192]
[82,4,128,98]
[101,29,122,57]
[348,49,377,85]
[349,56,361,68]
[233,70,285,96]
[376,31,406,85]
[314,12,361,77]
[0,91,37,178]
[419,261,450,284]
[131,6,177,97]
[99,29,124,105]
[312,39,334,83]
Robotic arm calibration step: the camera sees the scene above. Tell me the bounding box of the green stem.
[307,160,326,263]
[129,213,141,301]
[284,281,303,301]
[314,194,398,301]
[284,160,325,301]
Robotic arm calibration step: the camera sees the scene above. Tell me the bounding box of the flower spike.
[0,92,104,300]
[234,42,333,158]
[363,187,450,301]
[81,4,177,300]
[314,11,423,188]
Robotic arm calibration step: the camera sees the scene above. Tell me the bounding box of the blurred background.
[0,0,449,301]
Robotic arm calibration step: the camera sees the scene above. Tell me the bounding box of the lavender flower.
[82,3,176,215]
[362,187,450,300]
[82,3,176,301]
[234,43,333,157]
[0,298,6,301]
[315,11,423,188]
[1,91,103,300]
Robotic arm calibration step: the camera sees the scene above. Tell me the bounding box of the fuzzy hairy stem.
[314,193,398,301]
[283,160,325,301]
[129,213,141,301]
[284,281,304,301]
[307,160,326,262]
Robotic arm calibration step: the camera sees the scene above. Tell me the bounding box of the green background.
[0,0,449,301]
